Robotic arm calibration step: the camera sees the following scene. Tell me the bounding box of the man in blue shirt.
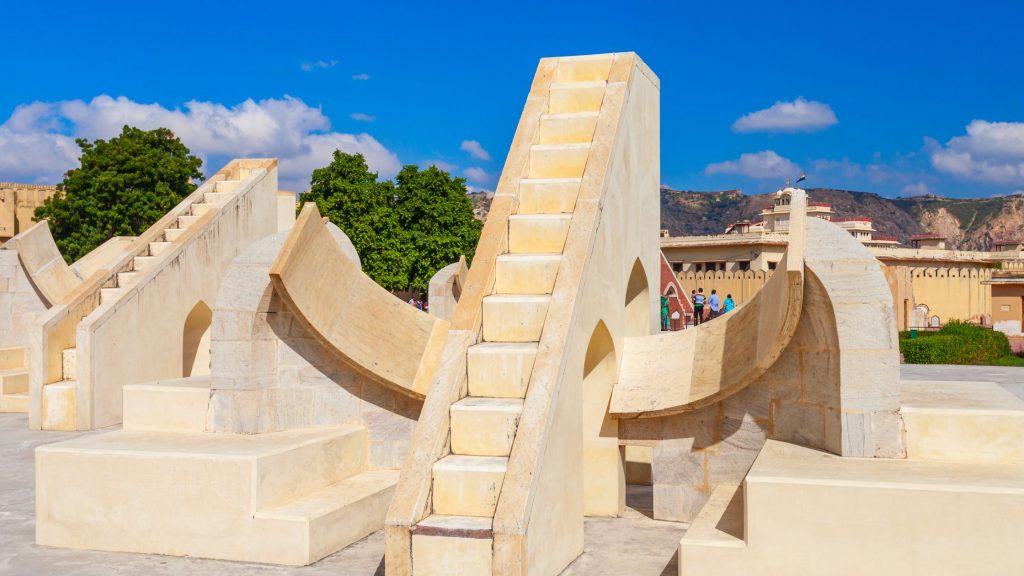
[708,289,721,320]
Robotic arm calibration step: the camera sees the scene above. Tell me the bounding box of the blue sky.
[2,0,1022,198]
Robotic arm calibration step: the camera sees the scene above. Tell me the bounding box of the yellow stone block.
[42,381,77,431]
[122,379,211,433]
[412,515,493,576]
[508,214,572,254]
[548,81,606,114]
[482,295,550,343]
[494,253,561,295]
[527,144,591,179]
[432,455,507,517]
[451,397,523,457]
[517,178,581,214]
[61,348,76,380]
[537,112,599,145]
[555,55,614,83]
[466,342,537,398]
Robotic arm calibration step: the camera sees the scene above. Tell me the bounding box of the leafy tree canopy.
[35,126,203,262]
[298,151,482,295]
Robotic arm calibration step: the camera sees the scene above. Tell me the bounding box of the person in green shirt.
[660,295,670,331]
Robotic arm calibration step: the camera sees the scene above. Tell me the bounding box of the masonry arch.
[582,320,624,517]
[182,300,212,377]
[624,259,650,337]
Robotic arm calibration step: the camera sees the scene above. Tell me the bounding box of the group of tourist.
[660,287,736,331]
[407,298,429,312]
[690,287,734,325]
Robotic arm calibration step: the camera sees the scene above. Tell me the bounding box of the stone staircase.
[39,178,246,430]
[407,55,612,574]
[38,378,399,566]
[0,346,29,412]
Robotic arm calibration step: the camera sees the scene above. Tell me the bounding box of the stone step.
[61,348,76,381]
[900,379,1024,463]
[537,111,600,145]
[555,54,614,83]
[163,227,187,242]
[527,143,591,179]
[431,455,507,517]
[517,178,582,214]
[214,179,241,193]
[0,346,26,371]
[36,426,374,565]
[100,287,121,306]
[116,271,138,288]
[494,253,561,294]
[508,213,572,254]
[548,80,606,114]
[203,191,233,205]
[0,368,28,395]
[148,241,173,257]
[450,397,523,457]
[466,342,537,399]
[0,390,29,413]
[132,255,158,271]
[42,380,77,430]
[482,295,550,343]
[253,469,399,566]
[178,214,201,229]
[191,202,218,217]
[122,377,212,433]
[411,515,493,576]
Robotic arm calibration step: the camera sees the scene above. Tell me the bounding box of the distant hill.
[661,187,1024,251]
[471,187,1024,251]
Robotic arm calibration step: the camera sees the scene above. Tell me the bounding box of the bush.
[900,321,1013,365]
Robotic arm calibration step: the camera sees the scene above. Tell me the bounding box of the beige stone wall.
[678,270,770,307]
[992,284,1024,335]
[908,265,992,326]
[0,182,56,242]
[0,250,47,349]
[207,228,419,469]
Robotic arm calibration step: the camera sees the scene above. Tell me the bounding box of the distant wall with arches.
[678,270,772,308]
[677,258,995,330]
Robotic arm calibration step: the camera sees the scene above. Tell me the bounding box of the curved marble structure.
[609,189,806,419]
[269,203,449,398]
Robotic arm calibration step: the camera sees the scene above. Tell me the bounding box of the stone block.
[773,402,825,450]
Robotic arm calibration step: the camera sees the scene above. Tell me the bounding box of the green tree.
[394,164,482,294]
[298,151,482,295]
[35,126,203,262]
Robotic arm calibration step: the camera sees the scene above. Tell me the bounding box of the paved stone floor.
[2,364,1021,575]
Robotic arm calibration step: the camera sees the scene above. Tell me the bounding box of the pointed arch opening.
[624,258,650,338]
[182,300,212,377]
[582,320,623,517]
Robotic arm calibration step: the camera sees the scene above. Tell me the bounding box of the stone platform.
[3,365,1022,575]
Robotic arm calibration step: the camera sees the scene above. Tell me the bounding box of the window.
[768,261,777,271]
[738,261,750,272]
[672,261,683,273]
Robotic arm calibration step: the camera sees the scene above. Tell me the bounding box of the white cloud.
[351,73,370,81]
[460,139,491,161]
[930,120,1024,185]
[422,159,458,172]
[705,150,799,180]
[732,97,838,133]
[901,182,931,196]
[301,59,337,72]
[0,95,400,192]
[350,112,375,122]
[463,167,491,183]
